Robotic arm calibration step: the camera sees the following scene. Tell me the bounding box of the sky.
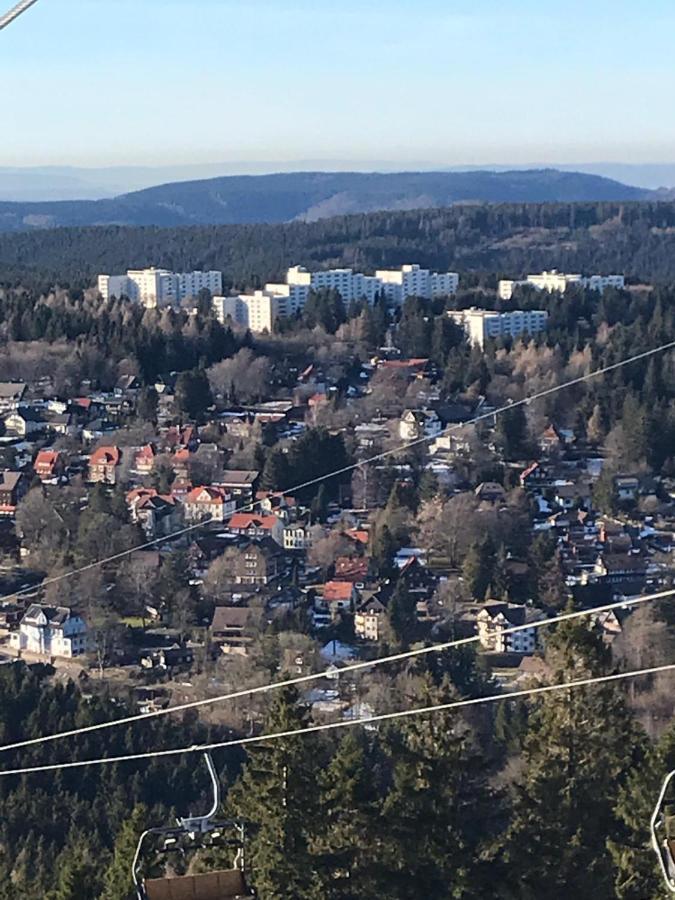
[3,0,675,169]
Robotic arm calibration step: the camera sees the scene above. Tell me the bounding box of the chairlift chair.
[133,752,255,900]
[651,769,675,892]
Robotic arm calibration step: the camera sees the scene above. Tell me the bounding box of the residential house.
[46,411,78,437]
[134,444,157,476]
[34,450,64,482]
[89,446,122,484]
[224,538,285,587]
[4,407,45,438]
[554,481,592,511]
[127,488,182,539]
[315,581,357,622]
[476,603,542,655]
[10,604,88,659]
[475,482,506,504]
[218,470,260,504]
[539,424,565,455]
[615,475,640,504]
[227,512,285,546]
[184,486,236,523]
[284,522,315,551]
[334,557,370,585]
[0,471,27,515]
[354,596,386,641]
[211,606,263,656]
[399,409,443,442]
[587,553,648,585]
[0,383,26,413]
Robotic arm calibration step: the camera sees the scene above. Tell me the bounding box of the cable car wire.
[0,337,672,612]
[1,661,673,777]
[1,585,673,755]
[0,0,40,30]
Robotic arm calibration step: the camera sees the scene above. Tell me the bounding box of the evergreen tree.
[495,404,529,461]
[610,723,675,899]
[228,687,324,900]
[376,679,490,898]
[501,621,645,899]
[175,368,212,420]
[313,732,380,899]
[387,578,418,648]
[462,537,495,600]
[101,806,148,900]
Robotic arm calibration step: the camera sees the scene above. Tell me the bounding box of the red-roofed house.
[334,557,370,584]
[185,486,236,523]
[127,488,182,538]
[89,446,121,484]
[227,512,284,545]
[34,450,64,482]
[345,529,370,548]
[134,444,156,476]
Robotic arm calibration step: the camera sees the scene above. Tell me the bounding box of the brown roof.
[211,606,261,631]
[146,869,251,900]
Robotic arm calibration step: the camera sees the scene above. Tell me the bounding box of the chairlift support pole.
[651,769,675,893]
[0,0,40,31]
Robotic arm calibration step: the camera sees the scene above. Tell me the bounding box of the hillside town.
[0,262,669,728]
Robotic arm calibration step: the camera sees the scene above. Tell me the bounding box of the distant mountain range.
[0,169,656,232]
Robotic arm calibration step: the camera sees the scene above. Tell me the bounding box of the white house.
[476,603,543,655]
[399,409,443,442]
[10,604,89,659]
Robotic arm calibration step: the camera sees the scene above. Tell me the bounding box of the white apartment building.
[499,270,625,300]
[98,268,222,309]
[449,307,549,349]
[214,263,459,333]
[213,291,281,333]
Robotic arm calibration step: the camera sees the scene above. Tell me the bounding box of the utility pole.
[0,0,40,31]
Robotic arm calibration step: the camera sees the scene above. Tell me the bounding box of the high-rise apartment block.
[213,263,459,333]
[498,270,625,300]
[448,307,549,349]
[98,268,223,309]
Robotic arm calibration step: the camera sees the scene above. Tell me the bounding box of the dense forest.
[1,617,674,900]
[3,202,675,292]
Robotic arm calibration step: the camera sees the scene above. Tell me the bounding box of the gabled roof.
[0,471,23,492]
[220,469,260,486]
[323,581,355,602]
[229,513,279,530]
[0,382,26,400]
[35,449,60,468]
[22,603,76,627]
[135,443,156,461]
[186,486,230,505]
[90,446,121,466]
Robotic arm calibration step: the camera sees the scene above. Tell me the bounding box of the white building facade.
[499,270,625,300]
[449,307,549,349]
[98,268,223,308]
[10,604,89,659]
[214,263,460,333]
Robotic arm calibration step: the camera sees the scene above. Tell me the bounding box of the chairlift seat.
[145,869,252,900]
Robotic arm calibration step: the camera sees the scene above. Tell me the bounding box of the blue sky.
[3,0,675,167]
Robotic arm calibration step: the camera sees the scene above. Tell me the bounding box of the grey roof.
[0,383,26,400]
[0,471,22,491]
[22,603,74,626]
[220,470,260,485]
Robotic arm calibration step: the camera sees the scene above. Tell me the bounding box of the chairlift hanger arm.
[651,770,675,893]
[0,0,40,31]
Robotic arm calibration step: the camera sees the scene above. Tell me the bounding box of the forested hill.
[3,201,675,290]
[0,169,650,232]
